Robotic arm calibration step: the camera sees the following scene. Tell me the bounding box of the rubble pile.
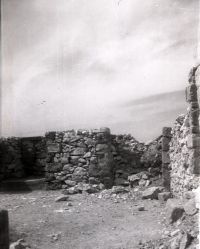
[138,188,199,249]
[111,134,146,185]
[140,136,162,176]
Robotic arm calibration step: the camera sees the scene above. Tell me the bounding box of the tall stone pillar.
[186,66,200,174]
[162,127,172,190]
[0,209,9,249]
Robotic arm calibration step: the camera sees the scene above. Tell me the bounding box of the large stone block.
[191,156,200,174]
[71,148,86,156]
[162,127,172,138]
[183,198,197,215]
[162,167,171,190]
[185,84,198,102]
[162,137,171,151]
[162,151,170,164]
[89,164,100,177]
[189,125,199,134]
[47,143,60,153]
[95,144,109,153]
[46,163,63,173]
[72,167,87,182]
[187,135,200,148]
[142,186,163,200]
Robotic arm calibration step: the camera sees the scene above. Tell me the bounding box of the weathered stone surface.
[72,167,87,182]
[71,148,86,156]
[114,178,129,186]
[60,157,69,164]
[47,143,60,153]
[183,198,197,215]
[95,144,109,152]
[64,180,76,187]
[76,183,99,193]
[83,152,92,158]
[187,135,200,148]
[162,137,171,151]
[158,192,172,202]
[89,177,100,184]
[162,127,172,138]
[62,187,80,195]
[128,174,140,187]
[179,232,193,249]
[89,164,100,177]
[111,186,129,194]
[166,199,184,223]
[162,152,170,164]
[46,163,63,173]
[142,187,163,200]
[169,114,200,197]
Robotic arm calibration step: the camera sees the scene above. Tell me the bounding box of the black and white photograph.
[0,0,200,248]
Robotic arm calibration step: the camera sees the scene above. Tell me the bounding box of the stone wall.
[162,127,172,190]
[45,128,114,190]
[0,128,163,190]
[169,115,200,197]
[0,137,46,181]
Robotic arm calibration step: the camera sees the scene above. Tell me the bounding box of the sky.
[1,0,199,141]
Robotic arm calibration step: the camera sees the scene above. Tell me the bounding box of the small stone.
[179,232,193,249]
[183,191,195,200]
[64,180,76,187]
[99,183,105,190]
[62,187,79,195]
[166,199,184,224]
[128,174,140,187]
[183,198,197,216]
[171,229,180,237]
[83,152,92,158]
[111,186,129,194]
[142,187,163,200]
[138,206,145,211]
[138,179,146,186]
[141,173,149,180]
[145,180,151,187]
[55,195,69,202]
[71,148,86,156]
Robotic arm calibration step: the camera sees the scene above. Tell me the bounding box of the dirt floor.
[0,189,169,249]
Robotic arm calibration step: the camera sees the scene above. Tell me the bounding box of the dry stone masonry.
[169,66,200,197]
[162,127,172,191]
[45,128,114,190]
[0,128,162,191]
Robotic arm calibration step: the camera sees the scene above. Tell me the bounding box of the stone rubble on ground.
[142,186,164,200]
[10,239,31,249]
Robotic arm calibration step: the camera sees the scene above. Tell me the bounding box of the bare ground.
[0,190,167,249]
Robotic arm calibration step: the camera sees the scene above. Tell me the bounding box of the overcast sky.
[1,0,199,141]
